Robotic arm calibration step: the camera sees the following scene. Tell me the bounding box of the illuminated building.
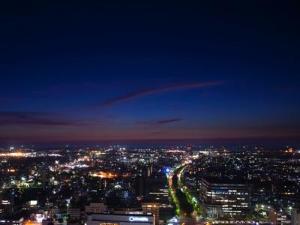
[85,203,108,214]
[23,220,40,225]
[0,152,32,158]
[67,208,81,221]
[268,209,292,225]
[86,213,154,225]
[199,178,250,218]
[90,171,118,179]
[142,203,159,225]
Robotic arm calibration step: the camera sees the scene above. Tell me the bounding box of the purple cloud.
[156,118,183,124]
[101,81,223,107]
[137,118,183,127]
[0,112,79,127]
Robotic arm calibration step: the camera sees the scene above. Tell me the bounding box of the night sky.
[0,1,300,144]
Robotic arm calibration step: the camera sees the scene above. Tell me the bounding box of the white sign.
[129,216,149,222]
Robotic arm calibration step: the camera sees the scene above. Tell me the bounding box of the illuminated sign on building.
[129,217,149,222]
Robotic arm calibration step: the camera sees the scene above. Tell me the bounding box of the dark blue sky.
[0,1,300,144]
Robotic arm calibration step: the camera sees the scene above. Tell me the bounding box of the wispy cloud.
[137,117,183,127]
[100,81,223,107]
[0,112,79,127]
[156,118,183,124]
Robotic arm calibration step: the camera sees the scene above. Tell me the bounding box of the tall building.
[198,177,250,218]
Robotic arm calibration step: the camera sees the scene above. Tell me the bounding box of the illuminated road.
[177,165,204,217]
[168,163,204,224]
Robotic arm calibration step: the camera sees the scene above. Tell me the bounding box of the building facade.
[198,178,250,218]
[87,213,154,225]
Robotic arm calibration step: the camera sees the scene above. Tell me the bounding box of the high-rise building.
[198,177,250,218]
